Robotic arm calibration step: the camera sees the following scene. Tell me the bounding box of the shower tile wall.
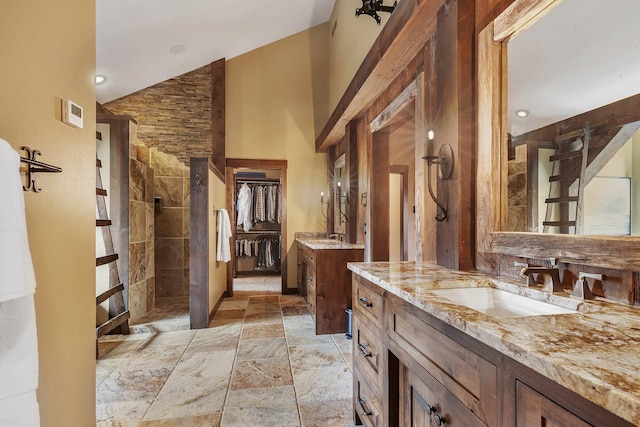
[129,139,155,324]
[151,149,190,298]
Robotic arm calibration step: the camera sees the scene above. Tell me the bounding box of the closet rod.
[236,230,280,234]
[236,179,281,185]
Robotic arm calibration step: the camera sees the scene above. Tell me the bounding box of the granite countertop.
[296,236,365,251]
[347,261,640,426]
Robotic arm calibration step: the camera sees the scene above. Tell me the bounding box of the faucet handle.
[571,277,595,300]
[571,272,604,300]
[579,272,604,281]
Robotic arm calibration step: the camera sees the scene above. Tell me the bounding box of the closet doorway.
[225,159,287,296]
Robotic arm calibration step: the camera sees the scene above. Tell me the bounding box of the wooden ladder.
[96,151,129,353]
[542,123,591,234]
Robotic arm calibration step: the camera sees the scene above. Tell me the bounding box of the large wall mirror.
[506,0,640,236]
[477,0,640,270]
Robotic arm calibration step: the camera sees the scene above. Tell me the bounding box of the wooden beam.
[584,122,640,186]
[315,0,445,152]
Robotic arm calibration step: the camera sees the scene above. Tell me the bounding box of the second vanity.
[348,262,640,427]
[296,236,364,335]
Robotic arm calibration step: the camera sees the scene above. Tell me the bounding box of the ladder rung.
[96,253,118,266]
[543,221,576,227]
[96,311,131,338]
[549,174,580,182]
[96,219,112,227]
[96,159,102,168]
[96,131,102,141]
[96,283,124,306]
[545,197,579,204]
[96,188,107,196]
[554,129,585,143]
[550,150,582,162]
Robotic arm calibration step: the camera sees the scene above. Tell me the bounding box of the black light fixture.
[355,0,397,25]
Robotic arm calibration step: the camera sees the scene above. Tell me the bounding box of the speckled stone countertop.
[347,261,640,426]
[297,237,365,251]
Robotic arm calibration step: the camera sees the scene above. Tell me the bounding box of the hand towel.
[217,209,232,262]
[0,138,37,302]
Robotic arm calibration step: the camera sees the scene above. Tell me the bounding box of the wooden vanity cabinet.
[352,279,387,426]
[351,274,635,427]
[297,241,363,335]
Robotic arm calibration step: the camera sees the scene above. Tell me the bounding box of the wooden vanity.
[349,262,638,427]
[296,237,364,335]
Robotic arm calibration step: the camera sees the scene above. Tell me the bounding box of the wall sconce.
[355,0,397,25]
[422,131,454,222]
[337,182,348,224]
[320,192,328,223]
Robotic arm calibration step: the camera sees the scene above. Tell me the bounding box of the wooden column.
[190,158,209,329]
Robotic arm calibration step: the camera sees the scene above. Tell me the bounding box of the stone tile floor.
[97,290,355,426]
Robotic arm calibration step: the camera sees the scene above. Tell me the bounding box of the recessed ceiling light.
[169,44,186,55]
[515,109,529,118]
[95,75,106,85]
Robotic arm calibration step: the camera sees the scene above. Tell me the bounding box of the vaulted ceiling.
[96,0,336,103]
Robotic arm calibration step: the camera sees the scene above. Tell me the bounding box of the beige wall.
[328,0,388,112]
[208,171,228,311]
[226,25,330,288]
[0,2,96,426]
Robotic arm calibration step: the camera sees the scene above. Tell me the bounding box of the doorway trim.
[225,158,288,296]
[368,73,431,262]
[390,165,409,261]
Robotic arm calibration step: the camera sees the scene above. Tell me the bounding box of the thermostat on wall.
[62,99,84,129]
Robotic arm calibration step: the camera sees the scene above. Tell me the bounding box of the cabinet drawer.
[354,368,383,427]
[353,315,384,393]
[389,301,497,426]
[354,278,384,326]
[299,245,315,268]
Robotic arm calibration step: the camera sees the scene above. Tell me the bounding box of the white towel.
[0,296,40,427]
[0,138,37,302]
[0,138,40,426]
[216,209,232,262]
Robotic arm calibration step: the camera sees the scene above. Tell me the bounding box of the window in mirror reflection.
[506,0,640,235]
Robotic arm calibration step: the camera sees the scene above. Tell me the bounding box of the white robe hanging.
[216,209,232,262]
[236,183,252,232]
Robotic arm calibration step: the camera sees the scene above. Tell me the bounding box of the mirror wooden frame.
[476,0,640,272]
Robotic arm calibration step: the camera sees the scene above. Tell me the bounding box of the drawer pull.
[434,413,448,425]
[358,342,372,358]
[358,397,373,416]
[358,297,373,307]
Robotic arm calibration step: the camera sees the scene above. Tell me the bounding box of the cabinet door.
[516,381,592,427]
[400,362,486,427]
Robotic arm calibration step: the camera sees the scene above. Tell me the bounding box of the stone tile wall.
[105,63,213,165]
[507,144,527,232]
[150,149,191,298]
[129,135,156,323]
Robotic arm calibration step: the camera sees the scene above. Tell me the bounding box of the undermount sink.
[428,287,578,318]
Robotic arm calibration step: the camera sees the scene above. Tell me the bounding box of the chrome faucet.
[520,267,563,293]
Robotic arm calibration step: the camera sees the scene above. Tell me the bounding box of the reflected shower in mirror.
[506,0,640,235]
